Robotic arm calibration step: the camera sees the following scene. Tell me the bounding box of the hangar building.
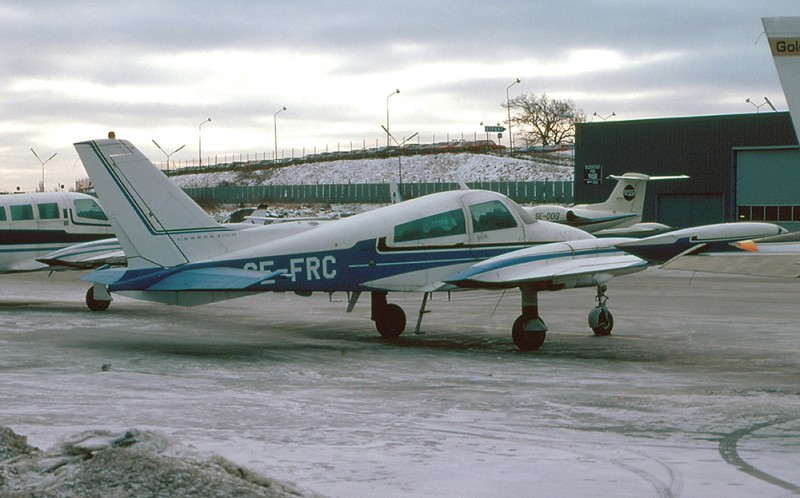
[573,111,800,230]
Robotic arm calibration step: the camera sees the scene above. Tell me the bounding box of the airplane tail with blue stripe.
[74,136,230,270]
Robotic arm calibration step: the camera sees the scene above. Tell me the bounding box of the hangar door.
[657,194,724,229]
[735,147,800,231]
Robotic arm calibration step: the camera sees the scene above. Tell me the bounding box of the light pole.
[152,140,185,173]
[31,148,57,192]
[273,106,286,162]
[198,117,211,166]
[593,112,616,121]
[382,125,417,189]
[506,78,520,154]
[746,97,777,112]
[386,89,399,147]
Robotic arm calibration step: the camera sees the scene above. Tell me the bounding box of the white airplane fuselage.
[0,192,114,273]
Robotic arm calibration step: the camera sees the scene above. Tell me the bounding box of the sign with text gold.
[769,38,800,56]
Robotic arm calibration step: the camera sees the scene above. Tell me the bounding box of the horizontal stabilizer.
[147,267,284,291]
[81,268,129,285]
[82,266,284,291]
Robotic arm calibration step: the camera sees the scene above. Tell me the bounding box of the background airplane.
[526,173,688,236]
[0,191,114,273]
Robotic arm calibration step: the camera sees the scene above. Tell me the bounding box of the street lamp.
[386,89,400,147]
[593,112,616,121]
[506,78,521,154]
[198,117,211,166]
[746,97,777,112]
[31,148,57,192]
[274,106,286,162]
[382,125,417,191]
[152,140,186,173]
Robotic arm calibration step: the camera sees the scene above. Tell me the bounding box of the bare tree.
[504,93,585,148]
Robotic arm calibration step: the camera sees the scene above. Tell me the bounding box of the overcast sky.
[1,1,799,192]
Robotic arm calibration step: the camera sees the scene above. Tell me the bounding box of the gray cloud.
[1,0,798,191]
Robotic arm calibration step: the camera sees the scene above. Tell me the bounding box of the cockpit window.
[74,198,108,221]
[470,200,518,232]
[37,202,60,220]
[394,208,466,242]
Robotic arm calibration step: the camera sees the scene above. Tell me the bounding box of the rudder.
[75,137,229,269]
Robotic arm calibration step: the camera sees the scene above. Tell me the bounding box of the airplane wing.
[592,222,672,238]
[444,238,648,289]
[662,254,800,278]
[661,230,800,278]
[36,238,126,270]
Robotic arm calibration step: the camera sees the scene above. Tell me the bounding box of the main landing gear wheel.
[85,287,111,312]
[588,284,613,336]
[375,303,406,338]
[512,315,547,351]
[588,306,614,336]
[371,292,406,338]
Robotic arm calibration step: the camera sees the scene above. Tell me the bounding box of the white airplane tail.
[579,173,688,220]
[74,137,231,269]
[763,17,800,142]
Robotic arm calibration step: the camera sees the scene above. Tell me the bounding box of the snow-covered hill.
[169,153,574,189]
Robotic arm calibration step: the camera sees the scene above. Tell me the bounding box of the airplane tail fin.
[763,17,800,142]
[74,137,229,269]
[584,173,689,221]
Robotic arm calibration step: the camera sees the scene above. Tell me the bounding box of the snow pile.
[170,153,574,189]
[0,426,322,497]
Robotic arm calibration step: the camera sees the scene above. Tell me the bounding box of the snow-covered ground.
[2,270,800,497]
[169,152,574,189]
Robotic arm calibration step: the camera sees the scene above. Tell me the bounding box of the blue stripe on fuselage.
[96,238,539,293]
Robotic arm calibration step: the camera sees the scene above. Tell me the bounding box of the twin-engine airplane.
[75,136,658,351]
[74,137,786,350]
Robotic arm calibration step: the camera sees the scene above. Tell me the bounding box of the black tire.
[85,287,111,312]
[512,315,546,351]
[375,303,406,338]
[591,308,614,336]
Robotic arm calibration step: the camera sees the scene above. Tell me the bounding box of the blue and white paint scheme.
[75,136,655,350]
[0,191,114,273]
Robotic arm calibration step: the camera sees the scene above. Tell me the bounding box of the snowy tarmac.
[1,269,799,497]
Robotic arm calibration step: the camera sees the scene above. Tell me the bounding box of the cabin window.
[469,200,518,232]
[37,202,60,220]
[74,198,108,221]
[0,207,6,221]
[394,208,466,242]
[10,204,34,221]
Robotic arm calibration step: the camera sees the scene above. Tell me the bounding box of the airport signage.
[770,38,800,56]
[584,164,602,184]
